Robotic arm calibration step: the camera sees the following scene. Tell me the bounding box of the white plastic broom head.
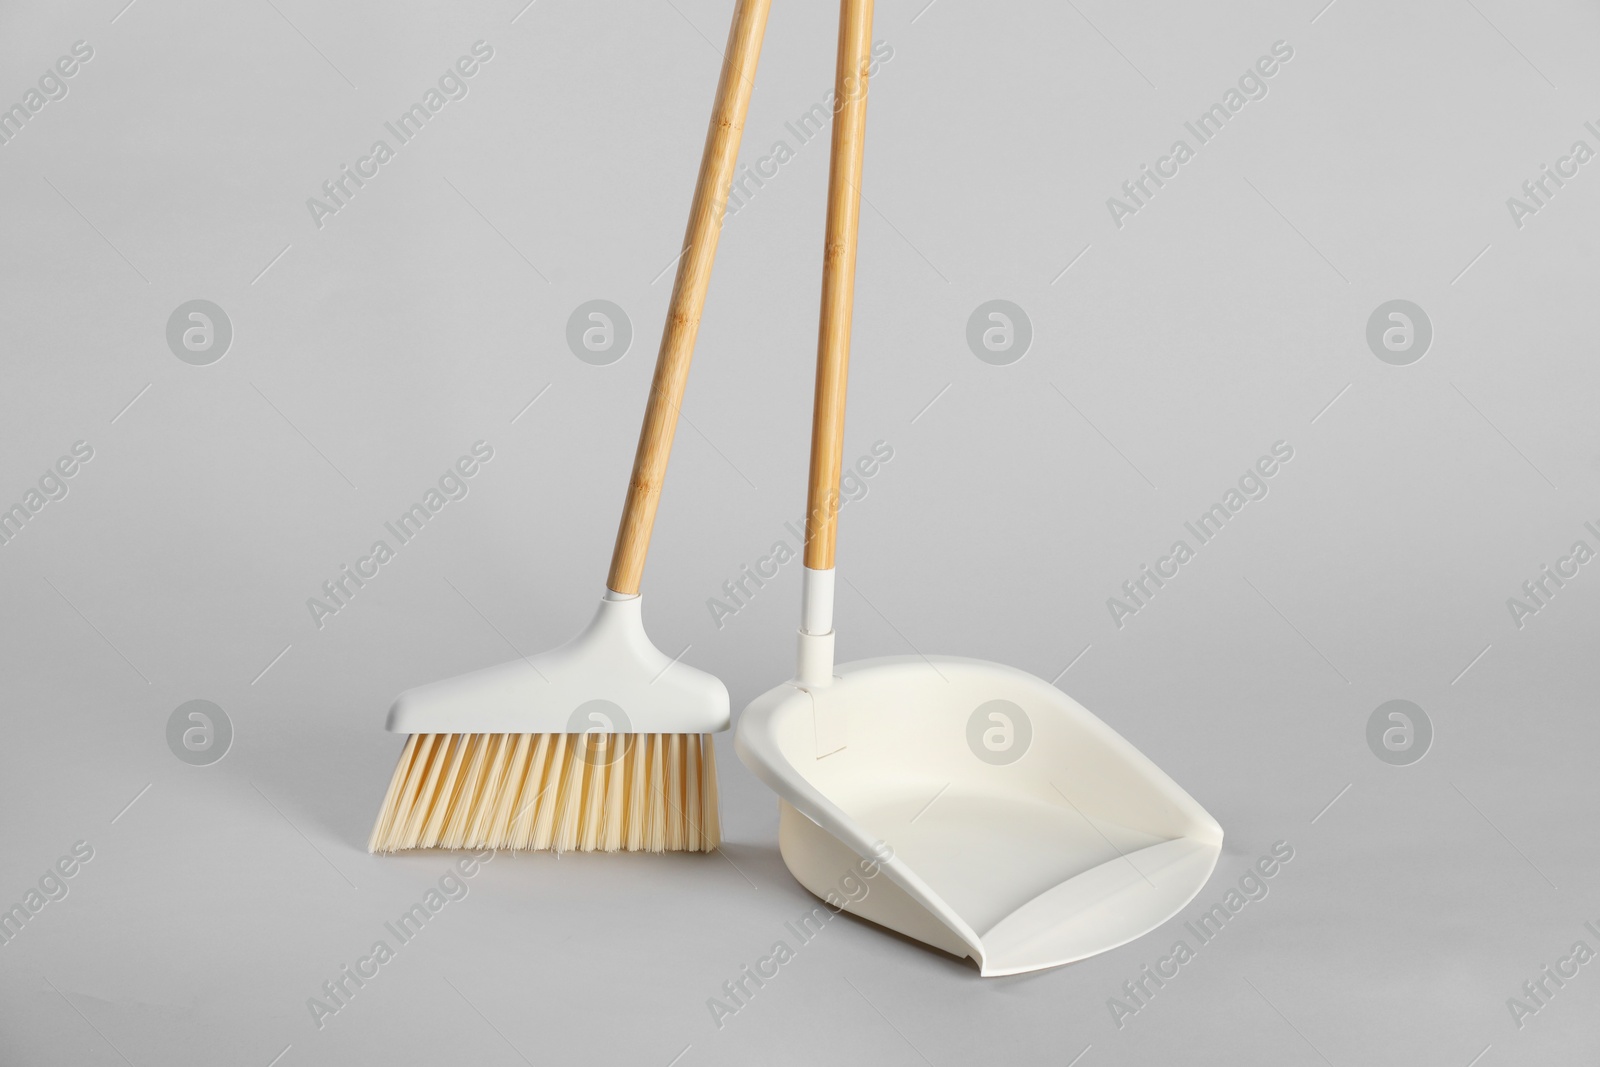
[386,591,729,736]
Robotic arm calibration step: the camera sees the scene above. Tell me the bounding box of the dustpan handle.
[794,0,871,688]
[607,0,773,597]
[803,0,874,574]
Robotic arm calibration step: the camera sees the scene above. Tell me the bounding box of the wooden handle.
[803,0,874,571]
[607,0,772,596]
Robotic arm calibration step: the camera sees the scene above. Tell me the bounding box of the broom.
[370,0,770,853]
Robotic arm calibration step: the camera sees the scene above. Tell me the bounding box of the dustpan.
[737,661,1224,975]
[733,0,1222,976]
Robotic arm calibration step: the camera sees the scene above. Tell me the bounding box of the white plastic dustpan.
[735,0,1221,976]
[737,652,1223,975]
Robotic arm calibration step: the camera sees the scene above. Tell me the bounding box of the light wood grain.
[804,0,874,571]
[607,0,772,595]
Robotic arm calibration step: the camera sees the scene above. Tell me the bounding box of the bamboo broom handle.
[607,0,772,596]
[803,0,874,572]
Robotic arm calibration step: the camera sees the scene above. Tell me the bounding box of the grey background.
[1,0,1597,1063]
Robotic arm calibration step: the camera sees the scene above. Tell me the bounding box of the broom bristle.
[368,733,721,853]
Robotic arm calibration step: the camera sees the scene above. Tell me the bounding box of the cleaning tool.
[734,0,1223,974]
[370,0,771,854]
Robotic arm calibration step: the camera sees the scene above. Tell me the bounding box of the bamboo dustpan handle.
[607,0,772,596]
[803,0,874,572]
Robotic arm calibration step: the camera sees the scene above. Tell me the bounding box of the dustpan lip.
[973,834,1225,975]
